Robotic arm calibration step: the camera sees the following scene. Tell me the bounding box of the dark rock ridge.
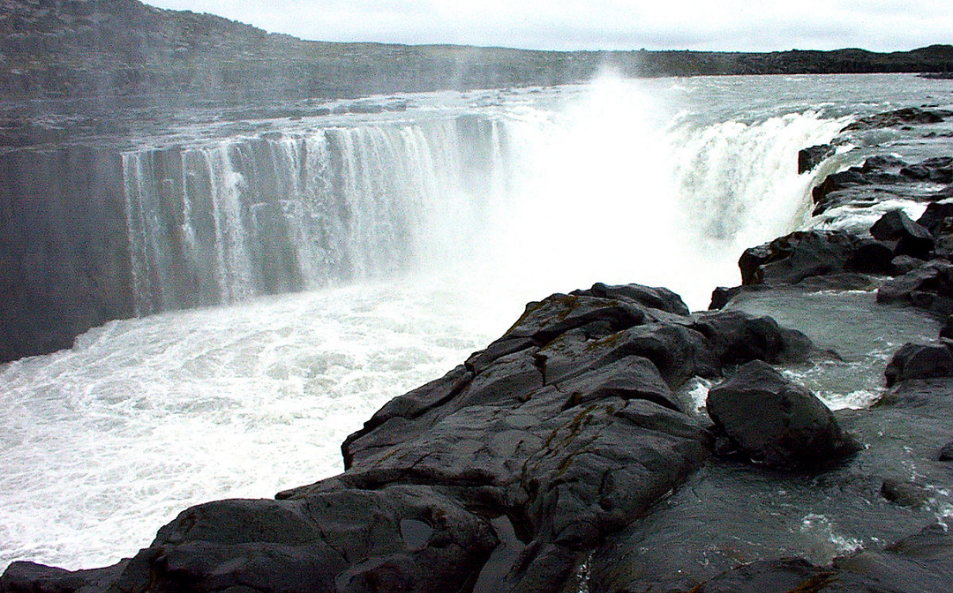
[0,281,834,593]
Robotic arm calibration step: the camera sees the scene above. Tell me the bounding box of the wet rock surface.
[706,360,858,469]
[0,280,841,593]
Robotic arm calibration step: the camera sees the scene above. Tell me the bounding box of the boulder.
[691,310,813,366]
[869,210,936,259]
[884,341,953,386]
[938,440,953,461]
[143,483,499,593]
[797,144,835,174]
[708,286,742,310]
[706,360,857,470]
[738,230,865,287]
[881,479,933,508]
[877,261,953,315]
[843,238,896,273]
[917,201,953,236]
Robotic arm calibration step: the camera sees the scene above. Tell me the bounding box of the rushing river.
[2,73,953,571]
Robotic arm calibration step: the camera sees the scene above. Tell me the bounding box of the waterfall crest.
[120,81,843,316]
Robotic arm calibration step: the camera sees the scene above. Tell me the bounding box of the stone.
[917,201,953,235]
[706,360,857,470]
[708,286,742,310]
[844,238,896,273]
[691,309,813,366]
[939,440,953,461]
[690,558,835,593]
[843,107,953,131]
[869,210,935,259]
[573,282,692,316]
[884,341,953,386]
[797,143,835,174]
[0,561,126,593]
[738,230,863,287]
[878,261,953,315]
[692,524,953,592]
[881,479,933,508]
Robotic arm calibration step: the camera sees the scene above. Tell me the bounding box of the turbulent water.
[2,73,953,572]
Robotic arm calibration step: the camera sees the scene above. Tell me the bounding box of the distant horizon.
[139,0,952,54]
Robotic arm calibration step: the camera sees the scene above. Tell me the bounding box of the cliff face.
[1,0,953,113]
[0,145,133,362]
[0,0,601,109]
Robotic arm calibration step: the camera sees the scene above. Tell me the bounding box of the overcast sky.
[139,0,949,53]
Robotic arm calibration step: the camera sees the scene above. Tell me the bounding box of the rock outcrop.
[0,281,838,593]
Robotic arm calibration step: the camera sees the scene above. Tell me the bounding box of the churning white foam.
[0,280,501,570]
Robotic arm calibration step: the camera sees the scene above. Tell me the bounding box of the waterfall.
[121,116,504,315]
[120,80,844,317]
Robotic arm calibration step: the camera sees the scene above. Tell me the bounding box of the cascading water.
[3,73,943,572]
[119,76,847,316]
[121,119,488,314]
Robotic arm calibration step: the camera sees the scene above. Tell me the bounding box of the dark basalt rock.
[739,230,877,287]
[918,201,953,236]
[694,524,953,592]
[809,154,953,219]
[901,157,953,184]
[706,360,857,470]
[797,143,836,174]
[690,309,813,366]
[884,341,953,386]
[2,281,832,593]
[689,558,836,593]
[878,262,953,316]
[843,106,953,131]
[939,440,953,461]
[572,281,691,316]
[708,286,743,310]
[881,479,933,508]
[0,561,127,593]
[870,209,936,259]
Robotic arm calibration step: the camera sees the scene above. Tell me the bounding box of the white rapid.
[1,74,857,571]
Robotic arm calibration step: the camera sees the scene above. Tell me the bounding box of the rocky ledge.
[6,108,953,592]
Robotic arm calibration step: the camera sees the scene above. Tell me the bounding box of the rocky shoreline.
[5,106,953,592]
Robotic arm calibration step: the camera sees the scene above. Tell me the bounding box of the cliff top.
[1,0,952,113]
